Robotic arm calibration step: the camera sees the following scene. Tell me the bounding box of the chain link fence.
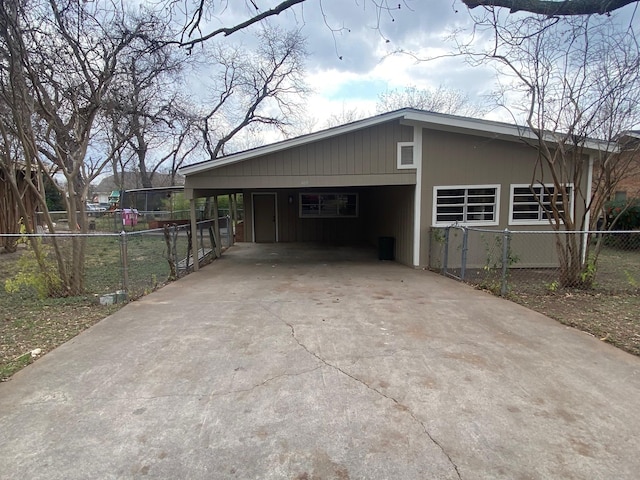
[1,217,233,303]
[429,226,640,296]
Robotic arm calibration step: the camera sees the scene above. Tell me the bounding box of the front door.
[253,193,277,243]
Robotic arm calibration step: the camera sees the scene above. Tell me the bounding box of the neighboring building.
[92,172,185,207]
[608,131,640,202]
[94,172,185,193]
[0,167,40,251]
[180,108,605,268]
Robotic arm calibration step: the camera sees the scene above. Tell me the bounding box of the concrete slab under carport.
[1,243,639,479]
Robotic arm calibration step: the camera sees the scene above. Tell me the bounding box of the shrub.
[604,199,640,230]
[604,199,640,250]
[5,242,63,298]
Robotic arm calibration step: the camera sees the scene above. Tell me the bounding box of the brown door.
[253,193,277,243]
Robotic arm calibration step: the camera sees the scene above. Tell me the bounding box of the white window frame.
[509,183,574,225]
[432,184,501,226]
[397,142,416,169]
[299,192,359,218]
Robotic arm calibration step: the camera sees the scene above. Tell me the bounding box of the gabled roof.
[180,108,608,176]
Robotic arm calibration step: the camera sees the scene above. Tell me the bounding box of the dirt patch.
[511,291,640,356]
[0,248,120,381]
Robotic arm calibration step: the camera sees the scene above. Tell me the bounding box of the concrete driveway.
[1,243,639,479]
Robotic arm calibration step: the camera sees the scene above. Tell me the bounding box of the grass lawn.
[0,231,192,381]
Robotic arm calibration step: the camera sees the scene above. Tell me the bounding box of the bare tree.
[197,27,308,159]
[376,85,488,117]
[102,19,200,189]
[459,10,640,287]
[0,0,160,295]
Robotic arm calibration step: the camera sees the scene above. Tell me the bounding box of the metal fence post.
[460,227,468,281]
[227,215,232,247]
[501,229,511,297]
[120,230,129,292]
[443,227,450,276]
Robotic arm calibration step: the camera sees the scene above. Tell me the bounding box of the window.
[397,142,415,169]
[614,191,627,202]
[299,193,358,218]
[433,185,500,225]
[509,183,573,224]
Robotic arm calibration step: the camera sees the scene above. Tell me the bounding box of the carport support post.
[501,229,511,297]
[189,197,199,271]
[229,194,235,245]
[213,196,221,257]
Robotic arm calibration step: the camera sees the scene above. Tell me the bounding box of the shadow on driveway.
[1,243,639,479]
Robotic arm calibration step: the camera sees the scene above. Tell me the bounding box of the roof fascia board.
[402,111,607,152]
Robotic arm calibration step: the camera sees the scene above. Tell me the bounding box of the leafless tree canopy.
[376,86,487,117]
[458,8,640,286]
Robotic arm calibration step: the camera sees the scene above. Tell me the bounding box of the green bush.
[605,199,640,230]
[604,199,640,250]
[5,242,63,298]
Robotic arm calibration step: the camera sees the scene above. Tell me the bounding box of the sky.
[187,0,501,131]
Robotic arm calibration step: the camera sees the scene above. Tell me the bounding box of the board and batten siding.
[362,185,415,266]
[419,129,590,267]
[238,185,415,266]
[184,120,416,190]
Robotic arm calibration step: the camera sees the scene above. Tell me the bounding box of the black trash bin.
[378,236,395,261]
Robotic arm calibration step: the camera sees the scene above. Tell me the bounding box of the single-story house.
[180,108,605,268]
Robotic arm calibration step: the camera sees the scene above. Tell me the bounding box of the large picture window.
[299,193,358,218]
[433,185,500,226]
[509,183,573,224]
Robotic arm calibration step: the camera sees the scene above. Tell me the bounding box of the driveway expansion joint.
[274,313,462,480]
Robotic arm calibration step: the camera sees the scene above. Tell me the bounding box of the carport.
[181,112,422,268]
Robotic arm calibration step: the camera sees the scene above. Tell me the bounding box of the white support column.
[582,154,595,263]
[229,194,235,246]
[412,125,423,267]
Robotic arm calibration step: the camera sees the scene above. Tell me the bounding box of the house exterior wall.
[243,188,367,245]
[419,129,590,267]
[240,186,415,266]
[184,120,416,190]
[362,186,415,266]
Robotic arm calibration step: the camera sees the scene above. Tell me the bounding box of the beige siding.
[419,129,590,266]
[429,227,561,270]
[244,189,367,244]
[184,120,416,191]
[363,186,415,266]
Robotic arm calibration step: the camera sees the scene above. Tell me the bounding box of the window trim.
[432,184,501,227]
[509,183,574,225]
[397,142,416,169]
[298,192,359,218]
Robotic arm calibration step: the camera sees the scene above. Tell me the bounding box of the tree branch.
[462,0,638,16]
[179,0,305,51]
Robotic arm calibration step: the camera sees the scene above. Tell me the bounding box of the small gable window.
[397,142,415,169]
